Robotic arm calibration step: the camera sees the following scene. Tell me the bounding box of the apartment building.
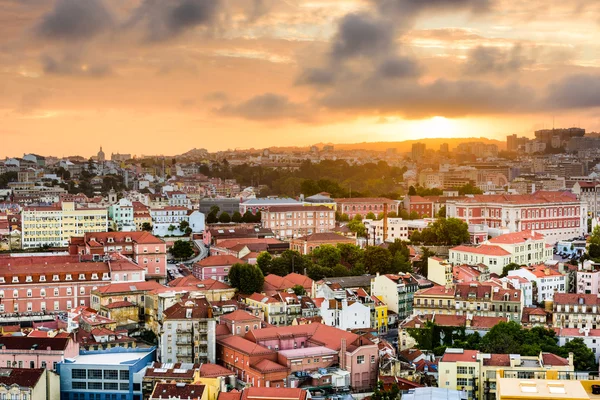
[370,273,419,320]
[445,192,588,243]
[552,293,600,329]
[334,198,398,219]
[507,265,566,303]
[108,198,135,232]
[159,298,217,364]
[245,293,288,327]
[69,231,168,281]
[289,232,355,255]
[364,218,410,244]
[0,336,79,371]
[21,202,108,248]
[318,299,370,331]
[261,206,335,240]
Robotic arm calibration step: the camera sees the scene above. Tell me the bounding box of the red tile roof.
[199,363,234,378]
[451,245,511,256]
[0,368,44,388]
[197,255,245,267]
[217,336,274,356]
[241,387,308,400]
[441,349,479,363]
[554,293,600,305]
[487,230,546,244]
[483,354,510,367]
[94,281,163,294]
[542,352,569,366]
[221,310,260,322]
[105,301,135,309]
[251,359,288,373]
[151,383,205,400]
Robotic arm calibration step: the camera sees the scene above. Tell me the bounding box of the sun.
[414,116,457,139]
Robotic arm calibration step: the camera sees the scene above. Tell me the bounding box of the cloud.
[463,45,532,75]
[41,53,112,77]
[15,89,52,114]
[320,78,535,119]
[216,93,311,121]
[331,13,395,61]
[377,57,421,79]
[376,0,494,21]
[126,0,222,42]
[203,91,229,102]
[35,0,113,41]
[296,68,336,86]
[545,74,600,109]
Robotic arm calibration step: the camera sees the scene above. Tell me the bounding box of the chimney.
[569,352,574,367]
[340,338,347,370]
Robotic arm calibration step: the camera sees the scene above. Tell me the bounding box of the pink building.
[193,255,245,282]
[261,206,336,240]
[334,198,399,219]
[577,261,600,295]
[69,231,168,282]
[0,336,79,370]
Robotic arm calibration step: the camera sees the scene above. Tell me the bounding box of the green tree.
[339,213,350,222]
[414,247,434,275]
[560,338,597,371]
[391,251,412,274]
[348,219,366,237]
[311,245,341,269]
[141,222,152,232]
[206,211,219,224]
[256,252,272,275]
[408,186,417,196]
[365,212,376,220]
[410,230,422,243]
[409,211,420,220]
[363,246,392,275]
[337,243,364,267]
[231,211,243,223]
[169,240,194,259]
[501,263,522,277]
[388,239,410,258]
[292,284,306,295]
[437,205,446,218]
[179,220,190,232]
[242,210,255,223]
[168,224,176,233]
[430,217,469,245]
[218,212,231,223]
[332,264,350,277]
[480,321,524,354]
[353,214,363,221]
[228,263,264,294]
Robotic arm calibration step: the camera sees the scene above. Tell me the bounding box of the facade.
[552,293,600,329]
[149,207,189,236]
[261,206,335,240]
[445,192,588,244]
[159,299,217,364]
[108,198,135,232]
[69,231,168,281]
[370,273,419,320]
[576,261,600,295]
[319,299,370,331]
[0,336,79,371]
[449,245,512,275]
[240,198,302,215]
[245,293,287,327]
[57,348,156,400]
[289,232,355,255]
[507,265,566,303]
[0,368,59,400]
[427,257,453,286]
[192,255,244,282]
[364,218,410,244]
[334,198,399,220]
[21,202,108,249]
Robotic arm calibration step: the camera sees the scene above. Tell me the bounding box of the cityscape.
[3,1,600,400]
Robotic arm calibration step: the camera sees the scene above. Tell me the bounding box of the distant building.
[0,368,59,400]
[261,206,335,240]
[97,147,105,163]
[334,198,399,220]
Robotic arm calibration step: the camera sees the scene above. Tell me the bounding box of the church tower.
[97,146,105,163]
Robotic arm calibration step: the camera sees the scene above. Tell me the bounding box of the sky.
[2,0,600,157]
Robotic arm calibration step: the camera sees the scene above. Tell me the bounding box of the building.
[576,261,600,295]
[334,198,399,220]
[572,181,600,217]
[289,232,355,255]
[413,283,523,321]
[159,299,217,364]
[552,293,600,329]
[21,202,108,249]
[245,293,287,327]
[240,198,302,215]
[496,378,591,400]
[428,257,453,286]
[57,348,156,400]
[262,273,315,297]
[0,336,79,371]
[364,218,410,244]
[449,231,553,276]
[149,206,189,236]
[69,231,168,282]
[0,368,59,400]
[507,265,566,303]
[412,143,426,160]
[370,273,419,320]
[318,299,370,331]
[445,192,588,244]
[261,206,335,240]
[192,255,244,282]
[108,198,135,232]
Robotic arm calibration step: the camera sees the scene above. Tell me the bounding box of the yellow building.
[245,292,286,326]
[427,256,453,286]
[21,201,108,249]
[373,296,388,333]
[497,378,592,400]
[412,285,456,316]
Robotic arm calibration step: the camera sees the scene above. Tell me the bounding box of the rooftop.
[67,349,154,365]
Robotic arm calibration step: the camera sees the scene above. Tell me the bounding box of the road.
[187,239,210,264]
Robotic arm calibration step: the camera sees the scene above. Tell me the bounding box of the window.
[40,289,46,297]
[104,370,118,379]
[54,288,59,296]
[88,382,102,390]
[357,355,365,364]
[12,290,18,298]
[88,369,102,379]
[66,287,72,296]
[39,275,46,282]
[457,366,468,374]
[53,275,59,281]
[72,382,87,390]
[371,355,376,363]
[72,369,87,379]
[66,274,72,281]
[120,370,129,380]
[27,289,32,297]
[79,274,85,280]
[104,382,119,390]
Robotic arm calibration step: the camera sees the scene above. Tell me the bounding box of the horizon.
[3,1,600,157]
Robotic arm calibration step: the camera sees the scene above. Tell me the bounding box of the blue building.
[57,347,156,400]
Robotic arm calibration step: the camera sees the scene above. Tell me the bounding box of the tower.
[97,146,105,163]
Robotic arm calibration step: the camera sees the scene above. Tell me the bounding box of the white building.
[556,328,600,363]
[319,298,370,331]
[504,276,534,307]
[364,218,410,244]
[507,265,566,303]
[108,198,135,232]
[150,207,189,237]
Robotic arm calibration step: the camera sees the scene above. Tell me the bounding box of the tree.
[501,263,521,277]
[337,243,364,267]
[169,240,194,259]
[219,212,231,223]
[332,264,350,277]
[430,218,469,245]
[141,222,152,232]
[437,205,446,218]
[311,245,341,269]
[179,220,190,232]
[292,284,306,296]
[228,263,264,294]
[348,219,366,237]
[561,338,597,371]
[365,212,376,220]
[206,211,218,224]
[353,214,363,221]
[480,321,524,354]
[391,251,412,274]
[168,224,176,233]
[231,211,243,223]
[388,239,410,258]
[410,231,422,243]
[414,247,434,275]
[363,246,392,275]
[256,252,272,275]
[242,210,255,223]
[408,186,417,195]
[409,211,420,220]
